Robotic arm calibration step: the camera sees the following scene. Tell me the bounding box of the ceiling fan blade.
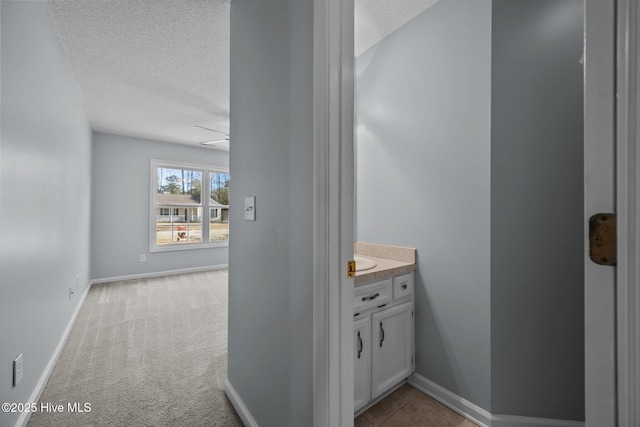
[194,125,229,136]
[200,138,230,146]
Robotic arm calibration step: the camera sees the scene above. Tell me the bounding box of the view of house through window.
[152,161,229,249]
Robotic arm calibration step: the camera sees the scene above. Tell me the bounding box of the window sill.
[149,241,229,253]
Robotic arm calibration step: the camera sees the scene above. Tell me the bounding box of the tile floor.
[355,384,479,427]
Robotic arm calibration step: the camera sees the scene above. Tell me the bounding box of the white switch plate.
[244,196,256,221]
[13,354,23,387]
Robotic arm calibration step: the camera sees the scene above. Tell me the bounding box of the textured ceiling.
[46,0,435,149]
[46,0,231,149]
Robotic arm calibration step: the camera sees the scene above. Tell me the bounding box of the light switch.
[244,196,256,221]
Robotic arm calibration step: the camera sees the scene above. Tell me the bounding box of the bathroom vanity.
[353,243,416,413]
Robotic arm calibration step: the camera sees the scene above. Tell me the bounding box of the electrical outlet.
[69,286,75,300]
[13,354,23,387]
[139,254,146,262]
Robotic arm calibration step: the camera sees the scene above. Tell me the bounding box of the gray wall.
[91,131,229,280]
[0,2,92,426]
[227,0,314,425]
[356,0,493,409]
[490,0,584,420]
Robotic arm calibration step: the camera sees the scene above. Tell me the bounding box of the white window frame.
[149,159,229,252]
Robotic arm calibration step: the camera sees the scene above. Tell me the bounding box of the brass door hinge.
[589,213,616,266]
[347,260,356,278]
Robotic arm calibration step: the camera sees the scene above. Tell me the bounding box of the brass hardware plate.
[589,213,616,266]
[347,260,356,278]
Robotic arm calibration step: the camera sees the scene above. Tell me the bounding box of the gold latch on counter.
[347,260,356,278]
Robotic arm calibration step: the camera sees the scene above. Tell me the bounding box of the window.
[150,160,229,251]
[209,171,230,242]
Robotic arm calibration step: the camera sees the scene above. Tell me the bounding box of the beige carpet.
[28,270,242,427]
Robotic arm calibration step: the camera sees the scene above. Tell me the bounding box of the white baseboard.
[90,264,228,285]
[409,373,492,427]
[15,281,92,427]
[224,379,259,427]
[491,415,585,427]
[408,373,584,427]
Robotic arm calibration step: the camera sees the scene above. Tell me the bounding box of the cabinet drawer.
[354,279,392,313]
[393,273,413,300]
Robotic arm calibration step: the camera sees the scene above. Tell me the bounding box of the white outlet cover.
[13,354,23,386]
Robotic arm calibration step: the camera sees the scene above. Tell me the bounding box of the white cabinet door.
[354,316,371,412]
[371,301,413,399]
